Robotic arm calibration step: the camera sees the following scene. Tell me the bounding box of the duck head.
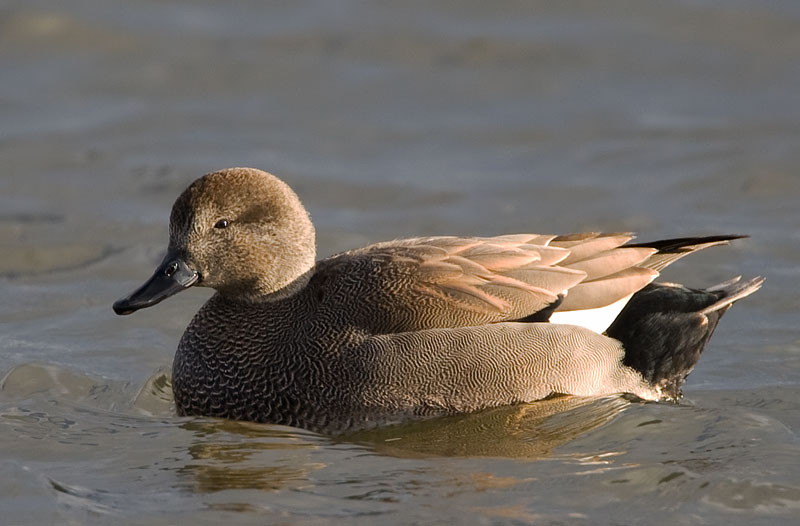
[113,167,316,315]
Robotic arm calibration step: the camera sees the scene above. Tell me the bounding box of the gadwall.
[114,168,763,433]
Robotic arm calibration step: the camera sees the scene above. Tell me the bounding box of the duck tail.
[628,234,748,272]
[605,276,764,400]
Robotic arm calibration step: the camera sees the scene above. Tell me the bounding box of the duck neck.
[220,264,315,303]
[259,266,315,301]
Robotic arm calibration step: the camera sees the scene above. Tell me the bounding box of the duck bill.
[113,255,199,315]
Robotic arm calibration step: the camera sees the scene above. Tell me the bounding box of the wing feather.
[552,233,633,264]
[558,267,658,310]
[564,247,656,281]
[317,232,736,334]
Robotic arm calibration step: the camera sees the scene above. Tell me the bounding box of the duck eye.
[213,219,229,229]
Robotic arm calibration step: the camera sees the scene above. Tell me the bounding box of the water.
[1,0,799,524]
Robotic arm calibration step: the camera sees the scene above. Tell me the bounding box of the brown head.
[113,168,316,314]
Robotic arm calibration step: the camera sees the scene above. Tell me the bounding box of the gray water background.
[1,1,799,524]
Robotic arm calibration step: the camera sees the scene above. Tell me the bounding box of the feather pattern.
[316,233,671,332]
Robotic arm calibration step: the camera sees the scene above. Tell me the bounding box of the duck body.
[114,168,763,434]
[171,251,644,433]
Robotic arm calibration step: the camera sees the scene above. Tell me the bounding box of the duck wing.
[312,233,658,334]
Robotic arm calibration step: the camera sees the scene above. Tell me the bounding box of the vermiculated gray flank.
[113,168,763,434]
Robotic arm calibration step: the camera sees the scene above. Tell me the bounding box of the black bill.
[113,256,199,315]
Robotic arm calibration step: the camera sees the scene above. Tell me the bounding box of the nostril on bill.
[165,261,179,277]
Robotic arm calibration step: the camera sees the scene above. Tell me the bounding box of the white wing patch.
[548,294,634,333]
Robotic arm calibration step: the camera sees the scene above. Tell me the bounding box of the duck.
[113,167,763,434]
